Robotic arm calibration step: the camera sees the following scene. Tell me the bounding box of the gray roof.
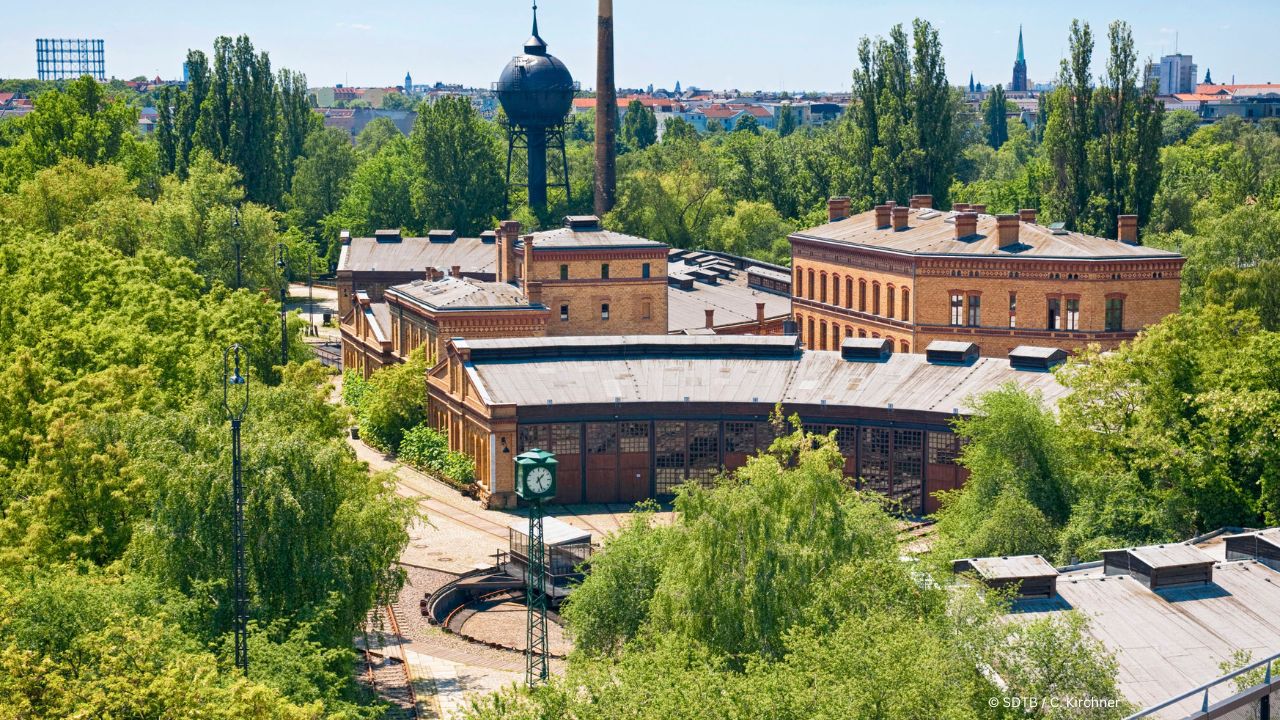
[1017,561,1280,716]
[509,515,590,546]
[1107,542,1216,569]
[964,554,1058,580]
[527,226,667,250]
[455,335,1067,412]
[387,277,541,312]
[747,265,792,283]
[337,235,496,274]
[793,207,1183,261]
[668,264,792,332]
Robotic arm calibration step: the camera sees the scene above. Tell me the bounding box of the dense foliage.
[466,423,1128,719]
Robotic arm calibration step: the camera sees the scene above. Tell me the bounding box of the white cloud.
[336,22,373,31]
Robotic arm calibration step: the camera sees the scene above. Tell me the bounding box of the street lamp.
[222,343,250,673]
[231,207,242,290]
[276,243,289,367]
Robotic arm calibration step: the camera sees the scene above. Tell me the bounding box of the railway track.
[361,606,419,720]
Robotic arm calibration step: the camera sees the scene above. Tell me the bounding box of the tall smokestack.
[594,0,617,216]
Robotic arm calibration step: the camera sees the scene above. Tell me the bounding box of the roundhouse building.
[426,334,1069,510]
[790,196,1184,357]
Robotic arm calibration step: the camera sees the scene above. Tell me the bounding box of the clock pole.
[526,495,549,686]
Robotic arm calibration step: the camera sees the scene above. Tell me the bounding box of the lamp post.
[276,243,289,366]
[307,253,314,337]
[222,344,250,673]
[231,207,242,290]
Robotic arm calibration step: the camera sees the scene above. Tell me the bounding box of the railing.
[1126,650,1279,719]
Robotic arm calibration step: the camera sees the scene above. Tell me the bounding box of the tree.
[324,136,418,243]
[707,200,790,263]
[286,127,357,231]
[732,113,761,135]
[776,104,797,137]
[984,84,1009,149]
[1041,20,1095,230]
[1162,109,1200,146]
[408,95,504,234]
[354,116,402,158]
[662,116,698,144]
[621,100,658,150]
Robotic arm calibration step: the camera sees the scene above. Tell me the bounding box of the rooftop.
[1108,542,1216,570]
[452,335,1068,412]
[667,262,792,332]
[792,207,1184,261]
[337,233,496,275]
[387,276,542,312]
[525,225,667,251]
[961,555,1058,581]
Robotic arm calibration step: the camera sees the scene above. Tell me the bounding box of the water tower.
[495,2,577,212]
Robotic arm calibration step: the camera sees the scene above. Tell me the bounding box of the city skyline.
[1,0,1276,92]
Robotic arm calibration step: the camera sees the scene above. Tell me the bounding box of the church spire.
[1016,25,1025,63]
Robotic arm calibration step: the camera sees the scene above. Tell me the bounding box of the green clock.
[515,448,558,502]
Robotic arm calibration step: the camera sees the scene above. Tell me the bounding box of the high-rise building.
[1146,54,1198,95]
[1011,26,1029,92]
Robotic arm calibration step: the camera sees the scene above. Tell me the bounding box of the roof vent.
[374,229,402,243]
[427,229,458,243]
[564,215,601,231]
[1009,346,1067,372]
[1224,528,1280,571]
[480,230,497,244]
[1048,222,1068,235]
[1101,543,1215,590]
[925,340,979,366]
[339,230,352,245]
[840,337,893,362]
[952,555,1059,599]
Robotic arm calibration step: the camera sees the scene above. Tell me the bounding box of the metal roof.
[1107,543,1217,569]
[456,335,1068,412]
[792,207,1184,261]
[747,265,792,283]
[387,277,541,312]
[964,555,1059,580]
[337,235,496,274]
[667,265,792,332]
[527,226,667,250]
[508,515,591,546]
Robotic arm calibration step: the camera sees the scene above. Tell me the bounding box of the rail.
[1125,650,1278,719]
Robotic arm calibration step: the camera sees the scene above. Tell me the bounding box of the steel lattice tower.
[223,345,250,673]
[526,500,549,685]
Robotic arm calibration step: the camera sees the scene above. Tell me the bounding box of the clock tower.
[514,447,556,686]
[515,447,558,501]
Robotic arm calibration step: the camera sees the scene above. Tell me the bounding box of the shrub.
[398,423,475,488]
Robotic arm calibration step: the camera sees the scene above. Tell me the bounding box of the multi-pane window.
[887,286,896,319]
[642,262,651,278]
[807,318,815,346]
[586,423,618,454]
[687,422,720,486]
[1106,298,1124,331]
[1047,298,1061,330]
[892,429,924,513]
[560,304,569,321]
[601,263,610,279]
[619,422,649,453]
[601,303,610,320]
[967,294,981,326]
[1009,292,1017,328]
[859,427,890,494]
[559,264,569,280]
[551,424,580,455]
[928,432,960,465]
[1065,298,1080,330]
[724,422,757,454]
[518,424,551,452]
[654,421,686,494]
[950,293,964,326]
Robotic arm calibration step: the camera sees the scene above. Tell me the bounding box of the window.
[807,317,815,345]
[872,282,881,315]
[859,279,867,311]
[887,286,896,319]
[1065,298,1080,330]
[845,326,853,338]
[819,321,828,350]
[950,293,963,326]
[641,262,651,278]
[1047,298,1060,330]
[601,303,610,320]
[967,295,981,326]
[1009,292,1017,328]
[795,267,803,297]
[820,274,828,304]
[601,263,610,279]
[845,278,853,308]
[858,329,867,338]
[900,340,909,353]
[619,422,648,453]
[901,289,910,321]
[559,264,569,280]
[642,299,652,319]
[832,275,840,306]
[807,269,815,300]
[560,304,570,321]
[1106,298,1124,331]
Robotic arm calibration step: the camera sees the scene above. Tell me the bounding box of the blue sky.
[2,1,1275,91]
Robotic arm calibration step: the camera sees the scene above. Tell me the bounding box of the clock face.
[526,466,553,495]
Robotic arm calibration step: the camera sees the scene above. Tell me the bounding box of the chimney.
[971,203,987,214]
[827,196,851,222]
[892,206,909,231]
[1117,215,1139,244]
[451,265,462,277]
[1018,208,1038,223]
[884,200,897,210]
[874,204,892,229]
[996,214,1020,249]
[339,230,352,245]
[497,220,521,283]
[756,301,766,328]
[526,280,543,305]
[953,203,970,212]
[704,308,715,329]
[594,0,617,216]
[910,194,934,210]
[954,212,978,240]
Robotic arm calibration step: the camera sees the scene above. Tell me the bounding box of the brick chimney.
[996,214,1020,249]
[954,212,978,240]
[874,204,892,229]
[953,203,970,212]
[892,206,909,231]
[339,230,352,245]
[450,264,461,277]
[1117,215,1139,244]
[827,196,852,222]
[1018,208,1038,223]
[910,194,934,210]
[704,308,715,329]
[496,220,521,283]
[756,301,766,329]
[971,203,988,214]
[525,280,543,305]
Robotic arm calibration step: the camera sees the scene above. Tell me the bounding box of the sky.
[2,1,1276,92]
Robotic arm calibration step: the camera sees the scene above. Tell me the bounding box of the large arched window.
[859,279,867,312]
[832,274,840,307]
[808,317,816,346]
[819,321,828,350]
[872,282,881,315]
[820,273,828,304]
[900,340,910,353]
[901,288,911,322]
[807,269,816,300]
[845,277,853,309]
[887,285,896,319]
[794,266,803,298]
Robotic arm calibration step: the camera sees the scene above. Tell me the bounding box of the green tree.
[984,84,1009,149]
[707,199,790,262]
[1162,109,1201,145]
[662,116,698,144]
[733,113,761,135]
[621,100,658,150]
[285,127,357,231]
[354,116,403,158]
[776,104,797,137]
[408,96,503,234]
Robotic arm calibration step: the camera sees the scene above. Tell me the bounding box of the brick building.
[336,228,497,318]
[790,196,1184,357]
[427,334,1069,509]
